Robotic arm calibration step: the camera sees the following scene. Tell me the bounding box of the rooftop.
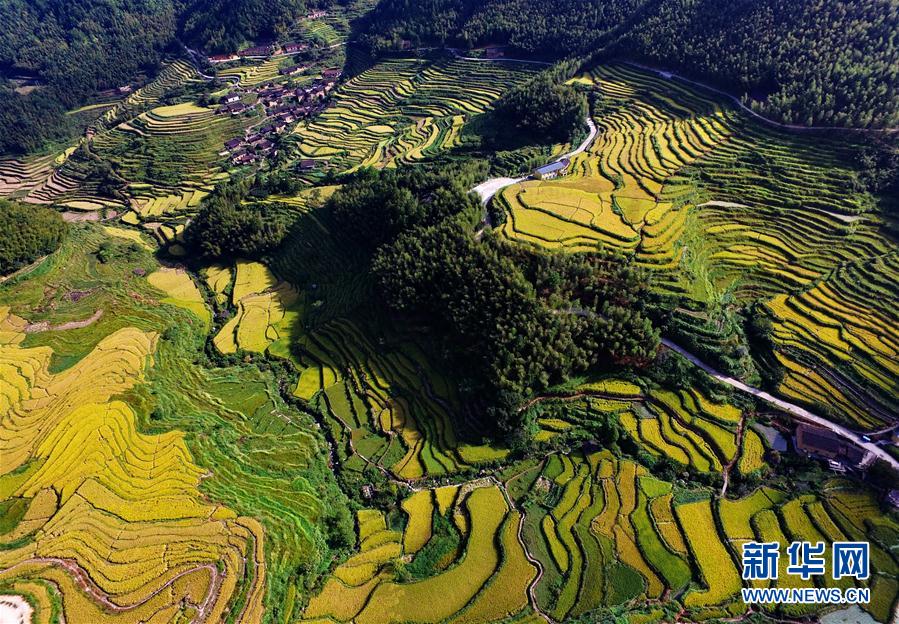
[535,159,570,175]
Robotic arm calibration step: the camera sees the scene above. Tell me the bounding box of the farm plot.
[764,253,899,430]
[621,388,765,476]
[287,57,535,173]
[509,451,898,621]
[519,452,687,619]
[499,61,899,434]
[212,260,300,355]
[91,101,246,222]
[499,62,732,284]
[0,224,348,624]
[206,246,505,481]
[289,317,508,480]
[537,382,765,478]
[0,310,266,622]
[301,484,537,624]
[0,60,202,213]
[218,57,285,87]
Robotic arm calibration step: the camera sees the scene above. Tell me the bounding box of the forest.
[361,0,899,129]
[0,200,68,274]
[0,0,341,153]
[324,170,659,435]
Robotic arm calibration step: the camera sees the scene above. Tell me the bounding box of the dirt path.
[661,339,899,472]
[491,475,556,624]
[0,557,220,622]
[24,309,103,333]
[721,413,746,497]
[0,256,49,284]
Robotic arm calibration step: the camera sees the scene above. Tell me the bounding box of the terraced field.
[1,39,897,624]
[209,256,507,481]
[765,254,899,430]
[0,225,348,624]
[496,62,898,431]
[287,57,534,173]
[91,101,246,222]
[0,60,205,215]
[508,452,898,622]
[530,378,765,479]
[301,484,536,624]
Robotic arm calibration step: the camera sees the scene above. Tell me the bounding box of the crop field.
[506,451,898,621]
[499,63,886,300]
[495,62,899,433]
[301,484,537,624]
[2,25,898,623]
[764,254,899,429]
[91,102,246,222]
[0,224,348,624]
[218,57,289,87]
[286,57,535,173]
[0,60,205,216]
[535,381,766,478]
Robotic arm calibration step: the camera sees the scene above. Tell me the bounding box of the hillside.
[0,2,898,624]
[0,0,342,153]
[361,0,899,129]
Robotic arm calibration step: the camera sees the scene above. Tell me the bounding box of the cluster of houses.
[219,68,343,165]
[207,11,330,64]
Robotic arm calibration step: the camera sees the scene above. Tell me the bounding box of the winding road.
[625,61,898,134]
[661,339,899,472]
[473,116,598,205]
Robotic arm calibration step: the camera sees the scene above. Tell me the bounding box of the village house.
[208,53,239,64]
[322,68,342,81]
[533,158,570,180]
[794,424,874,472]
[232,151,256,165]
[279,64,307,76]
[223,92,241,104]
[283,42,307,54]
[484,45,507,59]
[223,138,242,151]
[887,489,899,510]
[299,159,317,171]
[306,9,327,19]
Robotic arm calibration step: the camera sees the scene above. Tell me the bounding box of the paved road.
[625,61,898,134]
[471,116,598,206]
[661,339,899,472]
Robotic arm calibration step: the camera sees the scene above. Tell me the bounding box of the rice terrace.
[1,1,898,623]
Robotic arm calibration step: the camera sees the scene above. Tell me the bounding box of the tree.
[186,181,287,259]
[493,76,588,145]
[0,200,67,274]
